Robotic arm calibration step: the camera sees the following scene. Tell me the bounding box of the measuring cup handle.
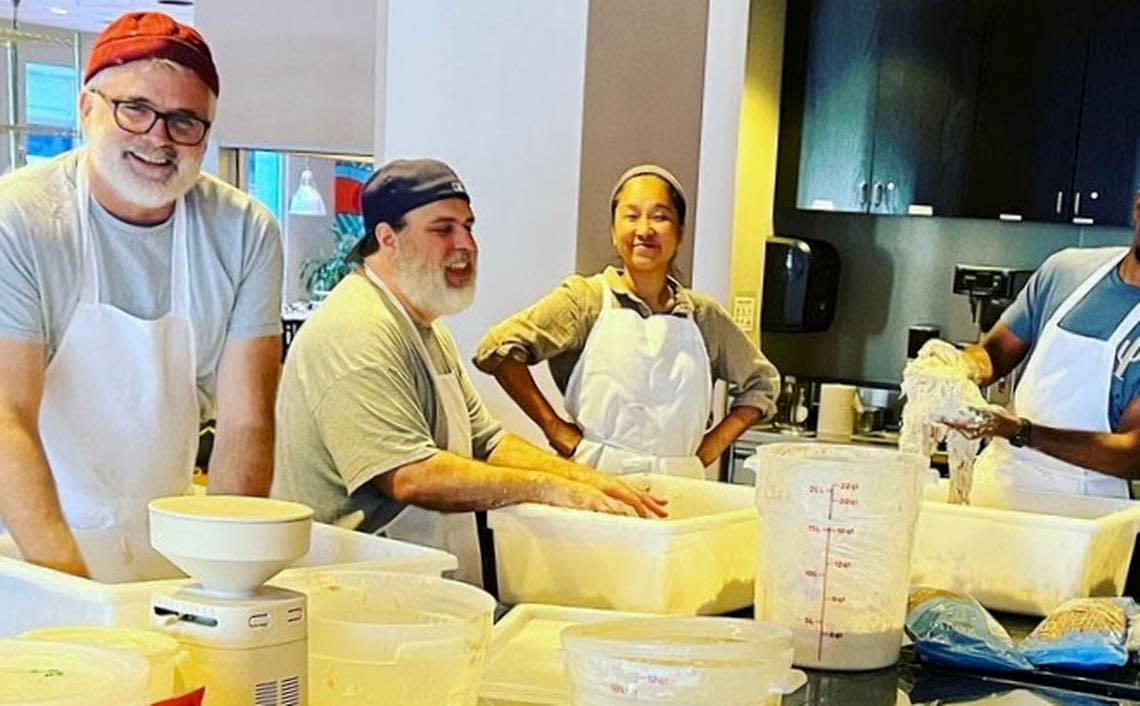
[772,668,808,695]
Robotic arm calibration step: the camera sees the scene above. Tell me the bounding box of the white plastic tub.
[0,639,150,706]
[19,626,181,702]
[0,522,457,635]
[561,617,806,706]
[479,604,655,706]
[279,570,495,706]
[488,474,757,615]
[911,481,1140,615]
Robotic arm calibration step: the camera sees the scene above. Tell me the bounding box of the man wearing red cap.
[0,13,282,578]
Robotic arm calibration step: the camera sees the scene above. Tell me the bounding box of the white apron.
[33,157,199,581]
[975,247,1138,498]
[564,281,712,478]
[362,265,484,586]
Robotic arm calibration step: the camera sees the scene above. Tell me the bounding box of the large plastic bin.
[276,570,494,706]
[488,474,757,615]
[479,604,653,706]
[0,522,456,635]
[911,481,1140,615]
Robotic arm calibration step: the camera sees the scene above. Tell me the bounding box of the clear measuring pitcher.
[752,443,927,670]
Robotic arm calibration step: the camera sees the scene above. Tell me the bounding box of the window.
[247,150,283,222]
[24,62,76,164]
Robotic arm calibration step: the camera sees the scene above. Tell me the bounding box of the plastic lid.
[20,627,179,658]
[149,496,313,523]
[561,617,792,665]
[0,639,149,705]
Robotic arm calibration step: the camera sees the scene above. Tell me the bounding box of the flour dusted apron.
[564,280,712,478]
[363,265,483,586]
[34,156,199,580]
[975,247,1137,498]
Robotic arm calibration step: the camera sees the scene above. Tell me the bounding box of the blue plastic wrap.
[1020,598,1140,671]
[905,586,1033,672]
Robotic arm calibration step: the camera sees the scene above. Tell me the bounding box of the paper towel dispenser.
[761,236,840,333]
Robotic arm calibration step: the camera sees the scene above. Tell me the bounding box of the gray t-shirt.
[1001,246,1140,430]
[0,150,283,420]
[271,271,506,531]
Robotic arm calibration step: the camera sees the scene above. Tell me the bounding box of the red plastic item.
[151,687,205,706]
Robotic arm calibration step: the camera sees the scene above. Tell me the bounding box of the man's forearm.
[208,421,274,496]
[697,406,762,466]
[485,432,590,482]
[0,419,87,576]
[383,450,565,511]
[1019,424,1140,478]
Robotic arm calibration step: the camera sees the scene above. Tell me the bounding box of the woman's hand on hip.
[545,418,584,457]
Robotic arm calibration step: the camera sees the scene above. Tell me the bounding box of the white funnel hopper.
[149,496,313,595]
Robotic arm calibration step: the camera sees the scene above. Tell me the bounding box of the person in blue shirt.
[934,195,1140,497]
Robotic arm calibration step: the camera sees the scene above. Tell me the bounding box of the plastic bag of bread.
[906,586,1032,671]
[1020,597,1140,671]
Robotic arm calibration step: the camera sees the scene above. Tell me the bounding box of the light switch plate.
[732,296,756,332]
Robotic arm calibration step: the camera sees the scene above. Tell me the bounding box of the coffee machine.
[952,264,1034,405]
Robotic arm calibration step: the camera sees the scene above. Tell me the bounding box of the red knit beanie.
[84,12,219,96]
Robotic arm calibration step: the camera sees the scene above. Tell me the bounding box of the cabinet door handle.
[872,181,884,208]
[857,180,869,206]
[1074,191,1082,216]
[1055,190,1064,216]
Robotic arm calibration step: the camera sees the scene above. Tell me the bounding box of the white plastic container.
[19,626,181,702]
[912,480,1140,615]
[561,617,806,706]
[489,474,757,615]
[753,443,926,671]
[0,638,150,706]
[280,570,495,706]
[0,522,457,635]
[480,605,655,706]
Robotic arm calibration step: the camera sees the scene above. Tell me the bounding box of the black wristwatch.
[1009,417,1033,448]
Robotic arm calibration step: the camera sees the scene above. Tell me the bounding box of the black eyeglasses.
[88,89,212,147]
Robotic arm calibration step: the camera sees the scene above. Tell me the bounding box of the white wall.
[196,0,375,153]
[379,0,590,444]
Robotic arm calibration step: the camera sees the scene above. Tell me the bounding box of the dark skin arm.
[493,360,583,457]
[949,398,1140,479]
[945,322,1140,478]
[959,322,1030,387]
[696,406,763,466]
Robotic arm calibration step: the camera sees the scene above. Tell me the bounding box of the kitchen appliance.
[762,236,840,332]
[953,264,1034,404]
[952,265,1033,332]
[149,496,313,706]
[906,324,941,360]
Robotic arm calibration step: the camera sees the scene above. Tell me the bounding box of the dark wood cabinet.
[787,0,985,217]
[793,0,880,213]
[1071,1,1140,227]
[870,0,986,217]
[961,1,1089,222]
[780,0,1140,227]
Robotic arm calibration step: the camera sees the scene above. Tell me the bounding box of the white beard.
[89,137,202,210]
[391,244,476,319]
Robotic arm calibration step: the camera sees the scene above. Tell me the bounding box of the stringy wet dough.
[900,355,988,504]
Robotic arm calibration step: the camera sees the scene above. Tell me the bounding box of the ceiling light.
[48,6,68,15]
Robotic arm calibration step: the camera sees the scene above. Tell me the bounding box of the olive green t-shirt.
[272,271,504,531]
[474,266,780,417]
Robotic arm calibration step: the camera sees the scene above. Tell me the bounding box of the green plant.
[300,216,364,299]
